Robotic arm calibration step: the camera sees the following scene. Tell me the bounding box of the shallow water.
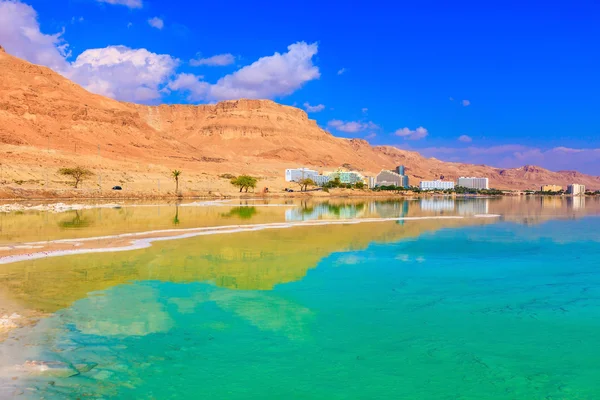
[0,197,599,399]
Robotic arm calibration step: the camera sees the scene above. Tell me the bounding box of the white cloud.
[462,99,470,106]
[148,17,164,30]
[0,3,317,104]
[207,42,319,101]
[190,53,235,67]
[394,126,429,140]
[362,108,368,113]
[303,102,325,113]
[327,120,378,133]
[0,0,71,73]
[337,68,346,75]
[96,0,142,8]
[365,132,376,140]
[167,73,209,102]
[417,146,600,175]
[71,16,84,24]
[458,135,472,143]
[449,97,454,101]
[127,22,133,28]
[70,46,179,102]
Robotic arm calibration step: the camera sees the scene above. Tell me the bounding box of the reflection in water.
[58,211,92,229]
[2,197,599,246]
[285,202,367,221]
[221,206,258,220]
[567,196,586,210]
[173,203,180,225]
[420,198,455,212]
[457,199,489,215]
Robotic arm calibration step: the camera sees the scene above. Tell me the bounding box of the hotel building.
[567,184,586,196]
[457,177,489,190]
[540,185,563,192]
[420,180,455,191]
[285,168,319,182]
[376,168,409,188]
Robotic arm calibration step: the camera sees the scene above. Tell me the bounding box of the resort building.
[367,176,376,189]
[313,175,331,186]
[420,180,455,191]
[285,168,319,182]
[375,165,409,188]
[541,184,563,192]
[325,170,364,184]
[567,184,586,196]
[457,177,489,190]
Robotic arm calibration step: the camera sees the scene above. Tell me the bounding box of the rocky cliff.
[1,49,598,191]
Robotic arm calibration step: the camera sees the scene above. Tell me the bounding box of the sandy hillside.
[0,46,598,196]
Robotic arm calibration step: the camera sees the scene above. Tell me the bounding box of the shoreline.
[0,215,501,266]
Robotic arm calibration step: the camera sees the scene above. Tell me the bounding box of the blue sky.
[1,0,599,174]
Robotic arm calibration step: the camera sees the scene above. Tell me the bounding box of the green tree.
[230,175,258,192]
[297,178,316,192]
[171,170,182,193]
[354,181,365,189]
[58,166,93,188]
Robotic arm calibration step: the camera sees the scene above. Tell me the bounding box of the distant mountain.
[1,48,598,191]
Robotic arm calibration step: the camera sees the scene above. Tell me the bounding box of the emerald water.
[0,197,599,399]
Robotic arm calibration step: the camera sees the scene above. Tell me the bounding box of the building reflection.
[457,199,489,215]
[420,198,455,212]
[540,196,563,210]
[567,196,586,210]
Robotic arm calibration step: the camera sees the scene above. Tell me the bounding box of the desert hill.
[0,48,598,194]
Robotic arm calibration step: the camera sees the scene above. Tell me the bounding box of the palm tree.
[172,170,182,194]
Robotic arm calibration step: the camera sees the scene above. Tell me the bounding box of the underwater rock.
[74,362,98,373]
[20,361,79,378]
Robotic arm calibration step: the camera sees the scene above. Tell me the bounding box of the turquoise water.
[2,215,600,398]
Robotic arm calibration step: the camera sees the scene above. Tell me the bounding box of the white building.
[313,175,331,186]
[457,177,489,190]
[420,180,455,191]
[376,168,409,188]
[285,168,319,182]
[567,184,586,196]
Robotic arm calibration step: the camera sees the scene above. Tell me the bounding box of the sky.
[1,0,599,174]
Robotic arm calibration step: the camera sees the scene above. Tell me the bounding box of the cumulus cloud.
[458,135,472,143]
[148,17,164,30]
[327,120,378,133]
[418,146,600,175]
[337,68,346,75]
[96,0,142,8]
[190,53,235,67]
[303,102,325,113]
[167,73,209,102]
[206,42,319,101]
[365,132,377,140]
[69,46,179,102]
[0,2,318,104]
[0,0,71,73]
[394,126,429,140]
[462,99,470,106]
